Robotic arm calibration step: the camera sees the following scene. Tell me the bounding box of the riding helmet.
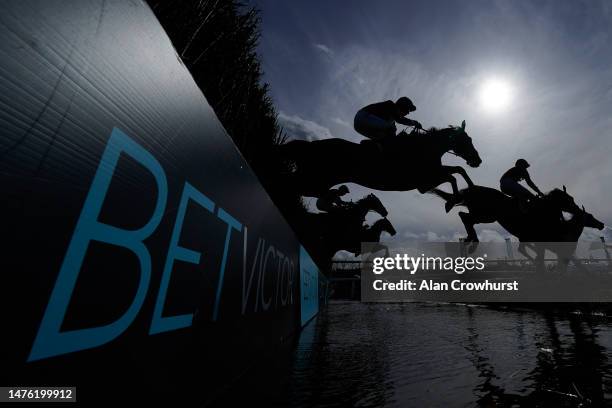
[337,185,350,194]
[515,158,530,169]
[396,96,416,112]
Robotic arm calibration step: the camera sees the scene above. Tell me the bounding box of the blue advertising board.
[0,0,320,405]
[300,246,319,326]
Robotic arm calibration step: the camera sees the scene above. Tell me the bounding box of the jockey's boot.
[445,196,457,213]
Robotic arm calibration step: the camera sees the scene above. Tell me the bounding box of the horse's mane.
[397,126,459,139]
[544,188,563,196]
[542,188,566,202]
[535,188,574,215]
[426,125,457,133]
[356,193,379,204]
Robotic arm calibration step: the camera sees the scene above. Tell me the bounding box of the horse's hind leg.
[570,256,588,273]
[366,243,390,257]
[518,242,536,261]
[534,246,546,273]
[519,243,547,272]
[459,211,480,254]
[556,257,569,274]
[459,211,478,242]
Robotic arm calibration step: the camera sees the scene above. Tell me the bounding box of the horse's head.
[546,185,581,214]
[362,193,388,217]
[579,206,605,230]
[449,120,482,168]
[373,217,396,236]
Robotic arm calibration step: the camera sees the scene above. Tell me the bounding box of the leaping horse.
[521,206,605,273]
[303,193,388,239]
[298,194,392,268]
[431,185,604,271]
[279,121,482,197]
[306,217,397,271]
[431,185,581,246]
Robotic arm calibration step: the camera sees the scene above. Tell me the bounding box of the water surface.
[219,301,612,407]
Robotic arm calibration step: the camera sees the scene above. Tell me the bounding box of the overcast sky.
[252,0,612,245]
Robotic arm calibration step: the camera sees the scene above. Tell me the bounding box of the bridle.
[403,125,465,158]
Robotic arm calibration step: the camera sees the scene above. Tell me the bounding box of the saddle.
[359,136,411,158]
[359,138,384,154]
[509,195,543,216]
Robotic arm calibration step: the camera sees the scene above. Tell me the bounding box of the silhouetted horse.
[308,193,387,238]
[300,217,396,271]
[313,218,397,270]
[432,184,607,272]
[557,207,605,240]
[331,192,388,220]
[299,193,391,269]
[431,185,581,252]
[340,217,397,257]
[279,121,482,197]
[520,206,605,272]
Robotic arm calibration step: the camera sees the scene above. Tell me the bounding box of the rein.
[400,126,465,158]
[444,128,463,158]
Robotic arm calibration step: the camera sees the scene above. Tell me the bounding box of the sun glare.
[479,78,512,113]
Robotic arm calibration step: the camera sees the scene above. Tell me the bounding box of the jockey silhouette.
[500,159,543,210]
[316,185,351,213]
[354,97,422,141]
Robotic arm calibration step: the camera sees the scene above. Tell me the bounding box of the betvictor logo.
[28,128,295,361]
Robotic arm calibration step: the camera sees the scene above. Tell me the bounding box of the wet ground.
[217,301,612,407]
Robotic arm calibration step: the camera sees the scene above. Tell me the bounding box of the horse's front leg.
[518,242,536,261]
[534,245,546,274]
[442,165,474,188]
[439,170,459,195]
[436,171,460,212]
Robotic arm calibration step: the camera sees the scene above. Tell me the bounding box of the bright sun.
[479,78,512,113]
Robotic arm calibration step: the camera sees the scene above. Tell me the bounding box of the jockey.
[500,159,543,204]
[354,97,423,141]
[316,185,351,213]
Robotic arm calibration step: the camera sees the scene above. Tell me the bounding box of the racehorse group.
[279,120,606,271]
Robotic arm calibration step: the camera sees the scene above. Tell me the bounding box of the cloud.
[332,117,350,127]
[314,43,333,55]
[605,226,612,242]
[402,230,421,239]
[427,231,441,241]
[580,222,611,242]
[396,227,509,244]
[259,1,612,239]
[478,229,507,243]
[332,250,358,261]
[278,112,333,141]
[399,230,462,242]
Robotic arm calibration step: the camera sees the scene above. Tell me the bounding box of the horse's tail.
[428,188,467,208]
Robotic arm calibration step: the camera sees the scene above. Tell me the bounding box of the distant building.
[505,238,514,260]
[602,237,611,264]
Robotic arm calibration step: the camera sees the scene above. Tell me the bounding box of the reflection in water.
[215,301,612,407]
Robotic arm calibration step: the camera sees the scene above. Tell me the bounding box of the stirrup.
[445,200,455,213]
